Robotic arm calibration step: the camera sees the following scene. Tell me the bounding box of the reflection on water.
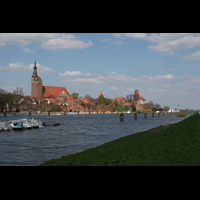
[0,113,192,166]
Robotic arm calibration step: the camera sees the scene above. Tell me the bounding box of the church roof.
[43,86,70,98]
[36,76,42,81]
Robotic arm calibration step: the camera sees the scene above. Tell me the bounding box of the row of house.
[30,60,147,112]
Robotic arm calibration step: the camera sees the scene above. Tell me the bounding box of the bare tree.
[13,87,24,96]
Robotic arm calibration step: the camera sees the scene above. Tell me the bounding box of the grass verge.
[177,113,187,117]
[39,113,200,166]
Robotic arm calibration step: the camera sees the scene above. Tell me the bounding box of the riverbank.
[39,113,200,166]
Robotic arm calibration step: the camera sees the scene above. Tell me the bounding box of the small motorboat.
[19,119,32,129]
[27,118,44,128]
[0,122,11,131]
[9,120,23,130]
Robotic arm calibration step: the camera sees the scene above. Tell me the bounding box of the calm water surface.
[0,113,192,166]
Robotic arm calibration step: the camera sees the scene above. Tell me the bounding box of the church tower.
[31,60,43,99]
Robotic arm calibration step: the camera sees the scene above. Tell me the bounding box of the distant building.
[99,91,104,97]
[134,89,146,104]
[31,60,74,111]
[113,96,126,104]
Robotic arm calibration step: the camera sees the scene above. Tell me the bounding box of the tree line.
[0,87,24,112]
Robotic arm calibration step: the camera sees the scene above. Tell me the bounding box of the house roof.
[139,96,145,100]
[43,86,70,98]
[124,102,131,105]
[99,91,104,97]
[113,96,125,101]
[81,97,89,103]
[68,96,73,100]
[32,97,42,101]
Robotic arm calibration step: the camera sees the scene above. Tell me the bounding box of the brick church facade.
[31,60,74,111]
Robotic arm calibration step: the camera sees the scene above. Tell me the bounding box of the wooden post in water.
[64,110,66,115]
[152,112,154,118]
[89,110,90,115]
[144,112,147,119]
[96,110,98,115]
[29,110,31,117]
[48,110,50,116]
[78,110,79,115]
[3,110,6,117]
[134,112,137,120]
[158,111,160,117]
[120,112,124,122]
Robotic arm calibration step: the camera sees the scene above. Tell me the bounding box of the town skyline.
[0,33,200,110]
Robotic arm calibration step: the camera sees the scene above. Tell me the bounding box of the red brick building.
[31,60,74,111]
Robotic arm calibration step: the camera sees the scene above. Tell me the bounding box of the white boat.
[27,118,44,128]
[8,120,23,130]
[19,119,32,129]
[0,122,11,131]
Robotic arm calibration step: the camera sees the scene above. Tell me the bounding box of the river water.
[0,112,192,166]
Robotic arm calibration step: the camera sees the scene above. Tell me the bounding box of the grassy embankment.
[40,113,200,166]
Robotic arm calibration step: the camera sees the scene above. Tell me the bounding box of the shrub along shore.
[39,113,200,166]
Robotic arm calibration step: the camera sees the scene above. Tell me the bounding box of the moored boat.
[27,118,44,128]
[0,122,11,131]
[19,119,32,129]
[9,120,23,130]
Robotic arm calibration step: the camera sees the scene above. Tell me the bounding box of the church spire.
[32,59,38,77]
[34,59,37,69]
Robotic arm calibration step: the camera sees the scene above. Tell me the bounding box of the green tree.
[71,92,79,99]
[98,95,106,104]
[80,102,85,106]
[163,106,170,112]
[148,100,154,109]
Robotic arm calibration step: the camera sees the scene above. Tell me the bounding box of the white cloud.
[147,89,169,92]
[4,62,31,71]
[102,39,112,42]
[21,47,34,54]
[113,33,148,39]
[179,74,200,84]
[71,78,101,84]
[165,84,175,88]
[141,74,175,82]
[85,73,92,76]
[40,34,93,50]
[181,50,200,60]
[126,88,134,91]
[112,33,200,53]
[110,87,118,90]
[3,61,57,75]
[0,33,93,51]
[59,71,83,77]
[110,41,124,45]
[58,71,93,77]
[0,33,59,48]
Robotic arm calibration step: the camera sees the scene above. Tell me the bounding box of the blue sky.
[0,33,199,109]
